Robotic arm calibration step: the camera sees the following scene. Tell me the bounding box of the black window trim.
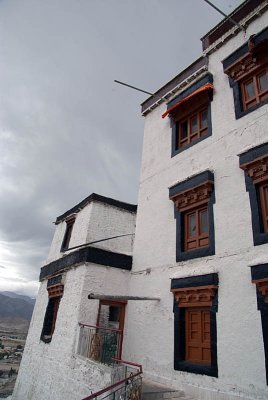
[169,170,215,262]
[167,73,214,157]
[251,263,268,385]
[172,273,218,377]
[239,142,268,246]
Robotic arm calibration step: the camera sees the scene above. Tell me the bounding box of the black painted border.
[223,26,268,120]
[230,77,268,120]
[251,264,268,385]
[168,74,214,157]
[40,246,132,281]
[239,143,268,246]
[169,171,215,262]
[172,274,218,377]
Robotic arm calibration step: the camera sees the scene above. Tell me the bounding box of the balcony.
[77,323,122,366]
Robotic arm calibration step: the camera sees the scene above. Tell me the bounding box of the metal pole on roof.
[88,294,161,301]
[64,233,135,252]
[114,80,154,96]
[203,0,246,32]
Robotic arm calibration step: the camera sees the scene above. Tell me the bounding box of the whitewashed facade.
[13,2,268,400]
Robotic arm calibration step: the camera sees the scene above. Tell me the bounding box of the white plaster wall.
[46,203,93,263]
[123,11,268,400]
[46,201,136,264]
[13,262,131,400]
[85,201,136,255]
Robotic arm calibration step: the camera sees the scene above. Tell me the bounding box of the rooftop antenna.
[114,79,154,96]
[203,0,246,32]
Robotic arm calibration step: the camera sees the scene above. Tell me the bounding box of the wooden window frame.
[40,284,64,343]
[185,307,211,366]
[259,182,268,233]
[240,145,268,246]
[184,205,209,252]
[97,300,127,359]
[171,274,218,377]
[178,106,209,149]
[241,66,268,111]
[169,171,215,261]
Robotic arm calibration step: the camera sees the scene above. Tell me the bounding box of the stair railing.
[81,359,143,400]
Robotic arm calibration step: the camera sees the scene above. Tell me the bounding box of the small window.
[178,107,208,149]
[61,218,75,251]
[241,67,268,111]
[184,207,209,251]
[41,284,64,343]
[258,182,268,233]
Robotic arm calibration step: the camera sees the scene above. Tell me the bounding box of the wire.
[203,0,246,32]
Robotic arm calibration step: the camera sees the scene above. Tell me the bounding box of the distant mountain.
[1,291,35,306]
[0,293,35,321]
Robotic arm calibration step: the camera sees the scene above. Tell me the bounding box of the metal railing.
[77,323,122,366]
[82,359,143,400]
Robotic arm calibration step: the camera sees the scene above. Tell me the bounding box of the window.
[251,264,268,385]
[185,308,211,365]
[184,206,209,251]
[61,217,75,251]
[162,74,213,156]
[178,107,208,149]
[40,283,64,343]
[223,27,268,119]
[169,171,215,261]
[171,273,218,377]
[259,182,268,233]
[241,67,268,111]
[239,143,268,246]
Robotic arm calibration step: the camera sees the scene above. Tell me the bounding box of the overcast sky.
[0,0,243,297]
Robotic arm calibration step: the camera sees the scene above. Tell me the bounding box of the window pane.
[181,121,188,139]
[259,72,268,92]
[189,213,196,237]
[200,209,208,234]
[201,109,208,128]
[191,116,198,133]
[245,80,255,99]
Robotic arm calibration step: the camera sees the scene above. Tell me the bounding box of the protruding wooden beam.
[88,293,160,301]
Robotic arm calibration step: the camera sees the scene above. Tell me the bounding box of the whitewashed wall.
[46,200,136,264]
[123,11,268,400]
[13,199,134,400]
[13,263,131,400]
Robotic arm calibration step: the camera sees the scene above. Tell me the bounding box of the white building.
[13,1,268,399]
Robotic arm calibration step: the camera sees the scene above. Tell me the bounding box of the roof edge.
[56,193,137,224]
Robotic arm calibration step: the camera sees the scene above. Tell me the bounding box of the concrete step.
[142,379,185,400]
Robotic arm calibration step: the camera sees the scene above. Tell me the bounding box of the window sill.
[172,131,212,157]
[174,360,218,377]
[176,246,215,262]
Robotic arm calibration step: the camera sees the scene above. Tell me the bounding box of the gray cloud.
[0,0,243,295]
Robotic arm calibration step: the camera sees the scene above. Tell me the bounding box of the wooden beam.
[88,293,160,301]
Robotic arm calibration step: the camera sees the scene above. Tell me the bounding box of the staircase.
[142,380,198,400]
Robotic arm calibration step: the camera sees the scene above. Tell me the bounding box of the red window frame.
[184,206,209,251]
[259,182,268,233]
[241,66,268,111]
[177,107,208,149]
